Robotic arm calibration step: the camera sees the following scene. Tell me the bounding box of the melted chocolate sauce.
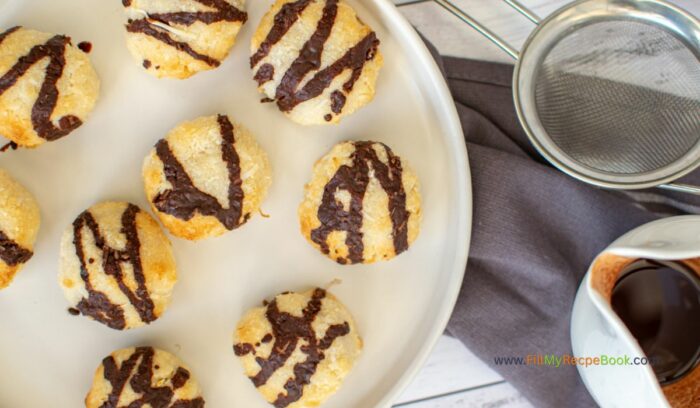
[125,19,220,67]
[0,29,84,141]
[146,0,247,26]
[153,115,246,230]
[77,41,92,53]
[250,0,379,117]
[101,347,205,408]
[0,230,32,266]
[72,204,156,330]
[311,142,409,264]
[234,289,351,408]
[612,260,700,384]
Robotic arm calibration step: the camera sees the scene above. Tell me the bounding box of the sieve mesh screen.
[534,20,700,175]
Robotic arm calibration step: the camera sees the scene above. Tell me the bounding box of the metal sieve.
[434,0,700,194]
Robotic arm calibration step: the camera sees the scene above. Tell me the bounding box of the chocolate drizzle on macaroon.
[312,142,409,264]
[0,26,20,44]
[233,289,351,408]
[0,141,18,152]
[0,26,84,141]
[100,347,204,408]
[0,230,33,266]
[250,0,312,68]
[145,0,247,26]
[251,0,380,119]
[125,19,220,67]
[124,0,247,67]
[254,63,274,86]
[153,115,247,230]
[72,204,156,330]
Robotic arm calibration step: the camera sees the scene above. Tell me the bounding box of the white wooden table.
[391,0,700,407]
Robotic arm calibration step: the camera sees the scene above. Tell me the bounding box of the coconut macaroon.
[233,288,362,408]
[58,201,177,330]
[0,170,40,289]
[299,141,421,264]
[143,114,272,240]
[123,0,248,79]
[0,26,100,147]
[250,0,383,125]
[85,347,205,408]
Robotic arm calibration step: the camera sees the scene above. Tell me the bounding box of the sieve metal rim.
[512,0,700,190]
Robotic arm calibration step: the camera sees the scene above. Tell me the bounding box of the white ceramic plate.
[0,0,471,406]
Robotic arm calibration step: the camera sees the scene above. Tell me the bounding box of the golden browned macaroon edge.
[0,169,40,289]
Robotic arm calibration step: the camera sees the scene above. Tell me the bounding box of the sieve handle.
[504,0,541,25]
[432,0,541,60]
[658,183,700,195]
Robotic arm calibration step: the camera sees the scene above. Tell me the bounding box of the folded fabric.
[426,46,700,407]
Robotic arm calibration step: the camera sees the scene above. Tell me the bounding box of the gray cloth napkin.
[429,51,700,407]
